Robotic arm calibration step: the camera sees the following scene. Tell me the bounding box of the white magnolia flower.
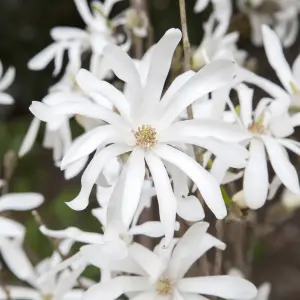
[194,0,232,35]
[0,193,44,279]
[237,0,300,47]
[82,222,257,300]
[30,28,250,244]
[234,84,300,209]
[0,61,15,105]
[0,240,85,300]
[192,13,246,70]
[229,269,271,300]
[28,0,127,76]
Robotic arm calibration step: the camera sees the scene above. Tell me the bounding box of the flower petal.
[0,193,44,212]
[143,29,182,106]
[83,277,149,300]
[237,84,253,128]
[0,287,39,300]
[263,136,300,194]
[0,67,15,91]
[177,195,205,222]
[0,93,14,105]
[243,138,269,209]
[178,276,257,299]
[18,118,41,157]
[122,149,145,227]
[145,151,177,246]
[39,225,103,244]
[76,69,130,119]
[66,144,132,211]
[64,156,89,180]
[154,145,227,219]
[0,217,25,240]
[158,60,236,128]
[262,25,294,93]
[61,125,120,169]
[169,222,209,276]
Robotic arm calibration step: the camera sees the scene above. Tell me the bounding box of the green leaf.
[221,186,232,207]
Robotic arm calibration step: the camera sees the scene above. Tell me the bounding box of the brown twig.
[130,0,144,58]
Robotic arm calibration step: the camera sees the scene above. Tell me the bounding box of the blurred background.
[1,0,300,299]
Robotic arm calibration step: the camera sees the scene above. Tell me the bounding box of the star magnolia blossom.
[0,60,15,105]
[81,222,257,300]
[192,13,247,70]
[0,193,44,281]
[30,28,251,244]
[28,0,127,76]
[237,0,300,47]
[235,84,300,209]
[0,240,86,300]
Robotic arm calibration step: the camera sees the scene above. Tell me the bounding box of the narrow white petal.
[177,233,226,279]
[74,0,94,26]
[292,54,300,83]
[50,26,88,40]
[0,93,14,105]
[61,125,120,169]
[158,60,236,128]
[122,149,146,227]
[39,225,103,244]
[177,195,205,222]
[0,239,36,282]
[66,144,132,211]
[178,276,257,299]
[18,118,41,157]
[103,44,142,112]
[83,277,149,300]
[169,222,209,276]
[143,29,182,106]
[28,43,60,70]
[243,138,269,209]
[76,69,130,119]
[154,145,227,219]
[160,71,195,110]
[263,136,300,194]
[0,287,39,300]
[159,120,251,143]
[262,25,294,93]
[64,156,89,180]
[0,193,44,212]
[0,217,25,240]
[256,283,271,300]
[0,67,15,91]
[29,101,128,129]
[145,152,177,246]
[194,0,209,12]
[130,243,165,281]
[237,84,253,127]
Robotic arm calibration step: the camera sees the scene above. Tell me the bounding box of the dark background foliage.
[1,0,300,299]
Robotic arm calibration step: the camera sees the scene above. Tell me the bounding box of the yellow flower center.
[156,278,173,296]
[248,122,265,134]
[134,125,157,149]
[43,294,53,300]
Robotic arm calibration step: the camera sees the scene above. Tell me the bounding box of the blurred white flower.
[0,240,85,300]
[192,13,247,70]
[82,222,257,300]
[28,0,128,76]
[30,28,250,244]
[281,188,300,211]
[234,84,300,209]
[194,0,232,35]
[0,61,15,105]
[0,193,44,280]
[237,0,300,47]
